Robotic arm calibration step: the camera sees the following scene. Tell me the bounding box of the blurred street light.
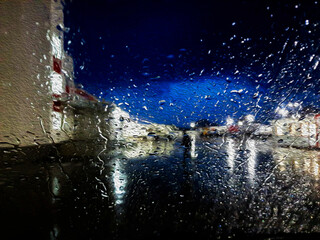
[275,107,289,117]
[226,116,234,126]
[245,114,255,123]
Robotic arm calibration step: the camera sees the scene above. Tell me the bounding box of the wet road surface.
[1,135,320,239]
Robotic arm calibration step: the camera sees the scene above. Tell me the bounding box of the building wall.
[73,104,110,141]
[0,0,78,148]
[0,0,54,147]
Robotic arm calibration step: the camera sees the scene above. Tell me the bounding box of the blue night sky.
[63,0,319,127]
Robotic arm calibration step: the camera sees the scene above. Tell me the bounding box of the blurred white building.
[107,105,149,141]
[107,105,178,142]
[271,114,320,148]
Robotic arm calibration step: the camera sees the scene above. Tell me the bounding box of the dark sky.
[63,0,320,127]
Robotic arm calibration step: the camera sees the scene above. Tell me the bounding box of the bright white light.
[301,123,309,137]
[190,122,195,128]
[238,121,243,126]
[313,59,319,70]
[51,33,62,59]
[277,108,289,117]
[226,116,234,125]
[245,114,255,123]
[52,111,62,130]
[275,125,284,135]
[246,139,257,185]
[226,138,235,172]
[50,72,64,94]
[189,131,197,158]
[288,102,293,108]
[113,159,127,205]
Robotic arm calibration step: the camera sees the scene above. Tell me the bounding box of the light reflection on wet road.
[1,136,320,239]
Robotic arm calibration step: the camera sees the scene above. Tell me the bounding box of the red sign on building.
[53,56,62,74]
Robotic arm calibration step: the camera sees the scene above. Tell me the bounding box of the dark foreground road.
[1,136,320,239]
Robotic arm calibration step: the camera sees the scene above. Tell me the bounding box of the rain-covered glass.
[0,0,320,239]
